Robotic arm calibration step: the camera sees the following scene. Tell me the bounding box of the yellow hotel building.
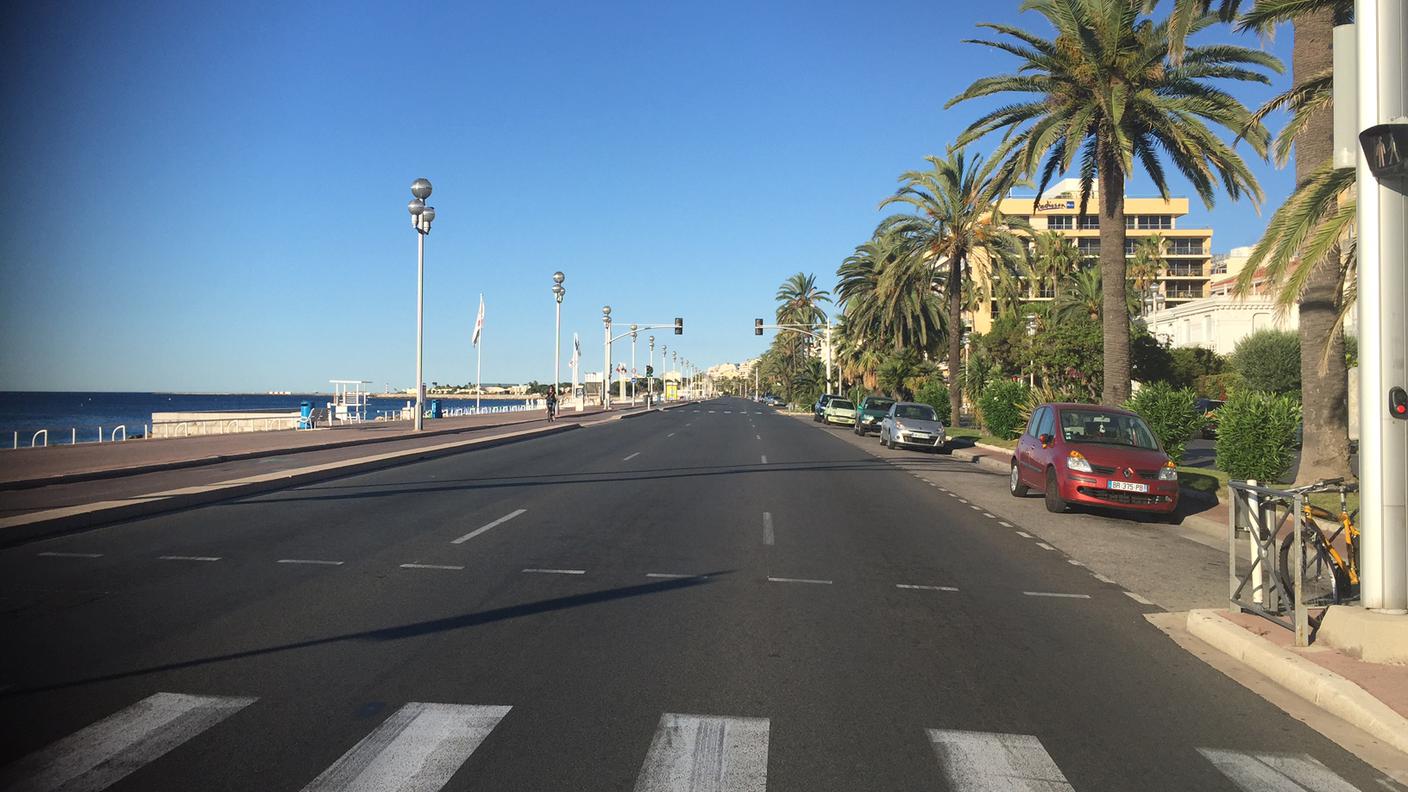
[969,178,1214,333]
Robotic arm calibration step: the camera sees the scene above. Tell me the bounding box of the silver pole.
[631,335,638,406]
[1357,0,1408,611]
[824,325,834,394]
[604,321,612,410]
[415,231,425,432]
[554,300,562,398]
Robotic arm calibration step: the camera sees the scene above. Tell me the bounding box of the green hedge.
[1214,390,1302,482]
[1124,382,1202,464]
[915,377,951,425]
[1231,329,1300,395]
[979,380,1031,439]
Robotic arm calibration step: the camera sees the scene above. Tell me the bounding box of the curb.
[0,414,554,492]
[1186,609,1408,755]
[0,423,579,548]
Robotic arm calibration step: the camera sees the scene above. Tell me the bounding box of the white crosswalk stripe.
[300,702,511,792]
[1198,748,1363,792]
[0,692,255,792]
[634,713,770,792]
[927,729,1074,791]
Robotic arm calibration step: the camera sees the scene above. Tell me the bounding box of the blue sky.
[0,0,1295,392]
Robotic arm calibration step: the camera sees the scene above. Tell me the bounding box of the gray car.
[879,402,947,451]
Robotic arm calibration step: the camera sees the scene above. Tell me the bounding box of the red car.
[1008,402,1180,522]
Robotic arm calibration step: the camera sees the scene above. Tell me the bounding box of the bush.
[1124,382,1202,463]
[914,377,951,425]
[1214,390,1302,482]
[1169,347,1225,390]
[1195,371,1243,400]
[979,380,1031,439]
[1231,329,1300,395]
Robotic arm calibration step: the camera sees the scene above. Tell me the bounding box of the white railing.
[7,425,137,450]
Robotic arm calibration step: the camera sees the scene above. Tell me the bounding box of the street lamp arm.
[759,323,827,343]
[610,322,677,344]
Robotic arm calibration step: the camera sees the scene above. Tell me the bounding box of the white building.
[1145,247,1297,354]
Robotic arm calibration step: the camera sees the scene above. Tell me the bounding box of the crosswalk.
[0,691,1376,792]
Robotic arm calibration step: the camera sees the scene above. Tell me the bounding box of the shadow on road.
[2,571,731,697]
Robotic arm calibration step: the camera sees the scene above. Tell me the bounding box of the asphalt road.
[0,396,1397,791]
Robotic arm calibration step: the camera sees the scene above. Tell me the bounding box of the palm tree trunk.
[1293,9,1351,482]
[949,256,965,423]
[1097,141,1130,406]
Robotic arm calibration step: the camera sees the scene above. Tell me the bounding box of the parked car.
[879,402,947,451]
[1194,397,1225,439]
[1009,402,1180,521]
[813,393,842,422]
[853,396,896,436]
[822,398,857,426]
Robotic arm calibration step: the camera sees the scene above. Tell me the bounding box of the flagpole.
[476,341,482,413]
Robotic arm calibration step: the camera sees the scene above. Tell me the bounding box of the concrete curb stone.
[1186,608,1408,755]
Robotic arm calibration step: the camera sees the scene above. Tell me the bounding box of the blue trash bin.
[429,399,442,419]
[298,401,313,430]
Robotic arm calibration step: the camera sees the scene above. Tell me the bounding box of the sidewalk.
[0,400,680,546]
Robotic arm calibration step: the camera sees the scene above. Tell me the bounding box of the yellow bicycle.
[1276,478,1359,605]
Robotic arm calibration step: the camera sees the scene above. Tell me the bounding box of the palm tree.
[1052,265,1142,323]
[1129,234,1166,315]
[836,228,946,356]
[1032,230,1082,302]
[775,272,830,328]
[948,0,1279,406]
[878,147,1022,423]
[1234,0,1354,482]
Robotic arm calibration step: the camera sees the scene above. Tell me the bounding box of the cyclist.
[545,386,558,422]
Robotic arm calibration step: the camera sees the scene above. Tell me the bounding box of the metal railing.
[1228,480,1311,646]
[8,426,140,450]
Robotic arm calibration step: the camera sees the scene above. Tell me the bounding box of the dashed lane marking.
[645,572,694,579]
[767,576,832,585]
[1036,542,1056,551]
[1066,559,1085,567]
[762,512,775,546]
[37,551,102,559]
[277,559,344,566]
[452,508,527,544]
[760,455,768,464]
[158,555,221,562]
[897,584,960,592]
[667,432,675,437]
[623,452,641,461]
[982,513,996,519]
[1015,531,1033,539]
[523,568,586,575]
[400,563,464,571]
[1022,591,1091,599]
[998,521,1014,528]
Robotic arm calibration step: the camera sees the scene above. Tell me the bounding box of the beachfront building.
[968,179,1215,333]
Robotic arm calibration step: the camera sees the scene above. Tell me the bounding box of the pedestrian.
[545,385,558,422]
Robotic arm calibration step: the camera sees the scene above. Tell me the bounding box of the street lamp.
[602,305,613,410]
[407,178,436,431]
[648,335,656,405]
[629,324,638,405]
[552,272,566,400]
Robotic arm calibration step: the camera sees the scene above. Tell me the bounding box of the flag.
[472,294,485,347]
[571,333,581,368]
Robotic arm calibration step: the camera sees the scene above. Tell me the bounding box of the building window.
[1046,215,1074,230]
[1076,238,1100,255]
[1141,215,1172,229]
[1077,215,1100,229]
[1168,238,1205,255]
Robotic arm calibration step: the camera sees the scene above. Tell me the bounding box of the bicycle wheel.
[1278,529,1350,605]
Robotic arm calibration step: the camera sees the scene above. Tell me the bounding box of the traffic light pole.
[754,321,835,394]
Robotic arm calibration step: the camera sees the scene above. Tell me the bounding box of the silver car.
[879,402,947,451]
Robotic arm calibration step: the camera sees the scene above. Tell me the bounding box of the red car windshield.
[1058,409,1159,450]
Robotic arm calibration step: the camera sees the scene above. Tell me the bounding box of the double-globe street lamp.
[407,178,436,432]
[552,272,566,402]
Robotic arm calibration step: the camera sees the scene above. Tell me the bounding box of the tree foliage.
[1231,329,1301,395]
[1124,381,1203,463]
[1214,389,1303,482]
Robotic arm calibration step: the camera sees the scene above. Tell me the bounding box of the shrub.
[1169,347,1225,390]
[979,380,1031,439]
[1214,390,1302,482]
[1195,371,1243,400]
[1124,382,1202,463]
[1231,329,1300,395]
[914,377,951,425]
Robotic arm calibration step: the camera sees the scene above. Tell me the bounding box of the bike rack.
[1227,480,1310,646]
[111,425,126,442]
[30,429,48,448]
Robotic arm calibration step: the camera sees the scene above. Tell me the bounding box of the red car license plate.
[1108,480,1149,493]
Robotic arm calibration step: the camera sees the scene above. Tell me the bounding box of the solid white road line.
[760,455,768,464]
[1123,591,1156,606]
[36,552,102,558]
[1197,748,1361,792]
[523,568,585,575]
[158,555,221,562]
[451,508,527,545]
[278,559,345,566]
[767,576,832,585]
[1015,531,1033,539]
[300,702,511,792]
[633,713,770,792]
[897,584,959,592]
[762,512,775,546]
[927,729,1074,792]
[1022,591,1091,599]
[0,691,256,792]
[623,452,641,461]
[400,563,464,571]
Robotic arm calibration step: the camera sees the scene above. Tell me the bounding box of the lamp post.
[552,272,566,400]
[648,335,656,406]
[407,178,436,431]
[629,324,639,405]
[602,305,613,410]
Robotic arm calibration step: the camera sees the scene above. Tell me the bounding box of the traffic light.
[1391,386,1408,419]
[754,318,763,335]
[674,317,683,335]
